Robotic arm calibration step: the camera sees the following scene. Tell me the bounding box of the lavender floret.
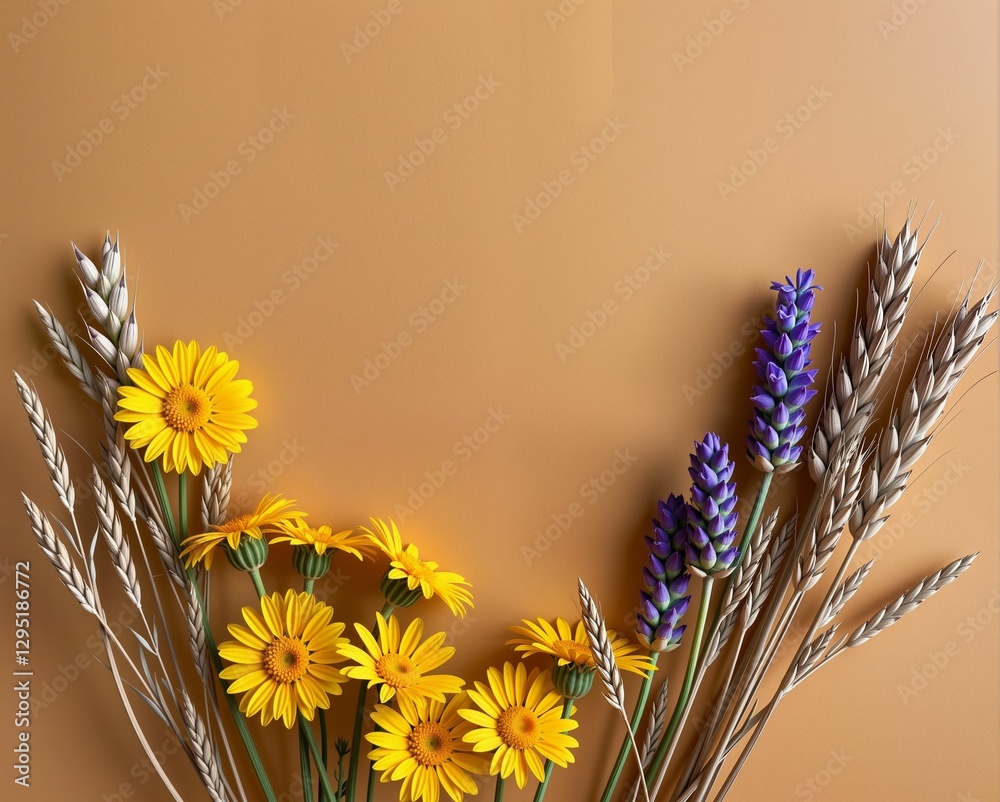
[636,494,691,652]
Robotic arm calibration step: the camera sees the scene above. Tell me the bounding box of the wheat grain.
[21,494,96,615]
[201,459,233,530]
[819,560,874,627]
[639,679,669,771]
[181,692,228,802]
[92,466,142,608]
[850,288,997,542]
[33,301,101,400]
[811,215,928,480]
[14,373,76,513]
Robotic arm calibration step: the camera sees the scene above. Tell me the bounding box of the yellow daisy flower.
[338,613,464,709]
[459,663,578,789]
[269,519,376,560]
[115,340,257,475]
[218,590,350,728]
[507,617,656,677]
[367,693,488,802]
[179,494,302,569]
[362,518,473,617]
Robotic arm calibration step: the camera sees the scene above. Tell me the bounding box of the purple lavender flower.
[636,494,691,652]
[685,434,740,575]
[748,269,822,473]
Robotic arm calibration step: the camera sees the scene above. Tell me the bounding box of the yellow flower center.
[396,551,433,581]
[408,721,454,767]
[162,385,211,432]
[553,639,593,666]
[375,653,418,688]
[497,705,541,750]
[263,636,309,684]
[218,513,253,533]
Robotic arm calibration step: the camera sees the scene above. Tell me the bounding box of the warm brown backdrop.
[1,2,997,800]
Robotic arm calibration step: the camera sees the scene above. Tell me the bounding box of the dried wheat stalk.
[579,577,650,802]
[850,287,997,542]
[202,459,233,530]
[185,580,212,686]
[181,692,229,802]
[92,466,141,608]
[33,301,101,400]
[811,214,928,480]
[21,494,96,614]
[14,373,75,514]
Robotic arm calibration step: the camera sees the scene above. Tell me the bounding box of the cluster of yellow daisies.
[113,341,657,802]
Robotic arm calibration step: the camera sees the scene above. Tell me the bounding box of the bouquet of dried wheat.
[16,211,994,801]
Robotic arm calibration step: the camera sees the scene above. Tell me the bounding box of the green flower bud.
[225,534,268,572]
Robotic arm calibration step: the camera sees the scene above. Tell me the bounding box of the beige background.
[2,1,997,800]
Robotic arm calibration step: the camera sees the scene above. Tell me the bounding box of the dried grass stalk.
[185,580,212,686]
[14,373,75,513]
[21,494,96,614]
[811,214,928,480]
[92,466,141,608]
[33,301,101,400]
[639,679,669,770]
[181,692,228,802]
[202,459,233,530]
[850,287,997,542]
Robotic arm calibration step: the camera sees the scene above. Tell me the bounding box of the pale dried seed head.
[73,242,101,287]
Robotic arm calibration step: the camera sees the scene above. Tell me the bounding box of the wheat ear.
[811,213,929,480]
[21,494,96,614]
[579,578,650,802]
[181,692,229,802]
[14,373,75,515]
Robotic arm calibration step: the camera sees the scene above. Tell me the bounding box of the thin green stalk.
[178,469,188,542]
[645,576,715,788]
[150,462,178,540]
[599,652,660,802]
[533,697,574,802]
[300,717,337,801]
[345,603,396,802]
[494,776,506,802]
[366,725,380,802]
[150,462,276,802]
[300,726,315,802]
[249,569,267,599]
[304,577,316,594]
[318,710,331,802]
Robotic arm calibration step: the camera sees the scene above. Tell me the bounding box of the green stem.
[304,577,316,594]
[150,462,178,541]
[365,725,380,802]
[300,717,337,802]
[345,603,395,802]
[599,652,660,802]
[645,576,715,787]
[249,568,267,599]
[318,711,330,802]
[300,724,315,802]
[150,461,276,802]
[494,776,505,802]
[533,697,574,802]
[178,469,188,543]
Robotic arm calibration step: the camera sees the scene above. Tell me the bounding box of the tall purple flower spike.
[636,494,691,652]
[748,269,822,473]
[685,434,740,576]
